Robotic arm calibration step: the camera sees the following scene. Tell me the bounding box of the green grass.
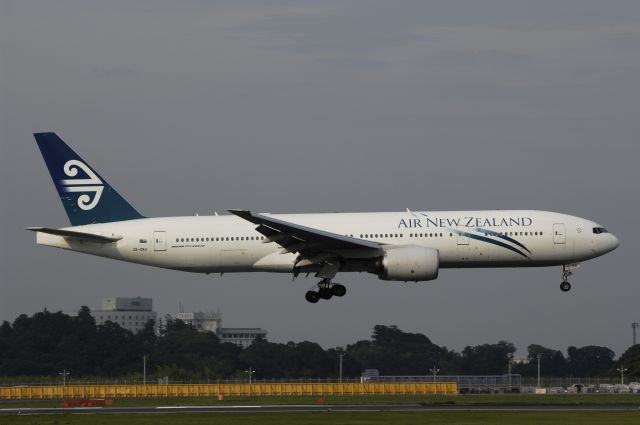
[1,393,639,409]
[1,412,640,425]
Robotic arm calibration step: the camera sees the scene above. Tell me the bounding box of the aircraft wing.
[26,227,122,243]
[228,210,382,266]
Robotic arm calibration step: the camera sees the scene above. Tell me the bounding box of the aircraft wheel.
[560,282,571,292]
[318,287,333,300]
[305,291,320,303]
[332,284,347,297]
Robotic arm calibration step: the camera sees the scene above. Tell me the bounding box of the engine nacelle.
[377,245,439,282]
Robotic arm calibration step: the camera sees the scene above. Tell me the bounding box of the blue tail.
[34,132,144,226]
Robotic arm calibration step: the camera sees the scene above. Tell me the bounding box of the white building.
[173,310,267,348]
[65,296,157,333]
[175,311,221,333]
[218,327,267,348]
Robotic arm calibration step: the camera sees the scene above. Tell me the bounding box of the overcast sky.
[1,0,639,360]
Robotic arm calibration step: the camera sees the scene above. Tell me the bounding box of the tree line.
[0,307,638,380]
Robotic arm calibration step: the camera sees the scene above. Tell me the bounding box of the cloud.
[608,32,640,51]
[431,49,532,68]
[231,2,431,55]
[90,66,137,78]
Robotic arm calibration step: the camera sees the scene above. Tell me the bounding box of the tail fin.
[34,132,144,226]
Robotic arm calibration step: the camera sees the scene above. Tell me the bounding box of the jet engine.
[376,245,439,282]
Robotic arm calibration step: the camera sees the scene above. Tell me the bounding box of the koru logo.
[59,160,104,210]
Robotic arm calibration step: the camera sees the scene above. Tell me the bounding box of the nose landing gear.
[560,263,580,292]
[305,278,347,303]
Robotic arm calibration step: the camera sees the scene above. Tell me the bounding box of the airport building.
[64,297,266,345]
[173,310,267,348]
[175,311,221,333]
[64,296,157,333]
[218,327,267,348]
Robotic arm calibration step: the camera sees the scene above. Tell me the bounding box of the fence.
[370,375,640,394]
[0,382,457,399]
[1,376,636,388]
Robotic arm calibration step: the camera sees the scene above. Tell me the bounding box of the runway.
[2,404,640,415]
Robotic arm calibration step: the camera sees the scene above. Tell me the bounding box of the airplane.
[28,132,619,303]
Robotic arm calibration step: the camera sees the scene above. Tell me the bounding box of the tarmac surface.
[1,404,640,415]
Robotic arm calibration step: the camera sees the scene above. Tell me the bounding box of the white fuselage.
[36,210,619,276]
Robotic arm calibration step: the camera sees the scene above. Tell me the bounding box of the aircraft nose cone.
[598,233,619,255]
[610,234,620,251]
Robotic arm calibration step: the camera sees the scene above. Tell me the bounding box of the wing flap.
[26,227,122,243]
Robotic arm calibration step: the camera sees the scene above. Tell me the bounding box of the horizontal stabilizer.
[26,227,122,243]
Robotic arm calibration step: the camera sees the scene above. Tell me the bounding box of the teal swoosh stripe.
[453,229,529,259]
[475,227,531,254]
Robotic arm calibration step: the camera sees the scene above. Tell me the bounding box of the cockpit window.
[593,227,608,234]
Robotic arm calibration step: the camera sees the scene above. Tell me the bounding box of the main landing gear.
[560,263,580,292]
[305,278,347,303]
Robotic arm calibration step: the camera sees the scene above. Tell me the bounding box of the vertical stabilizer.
[34,132,144,226]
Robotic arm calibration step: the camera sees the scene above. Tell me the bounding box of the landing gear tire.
[318,287,333,300]
[305,277,346,302]
[305,291,320,303]
[560,282,571,292]
[332,284,347,297]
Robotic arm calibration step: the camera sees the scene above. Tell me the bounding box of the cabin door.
[553,223,566,244]
[154,231,167,251]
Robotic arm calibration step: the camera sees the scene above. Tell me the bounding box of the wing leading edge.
[228,210,382,271]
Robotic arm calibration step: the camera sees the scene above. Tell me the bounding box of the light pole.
[632,323,639,346]
[617,366,628,385]
[58,369,70,386]
[429,365,440,383]
[143,355,147,385]
[537,353,542,389]
[507,354,514,393]
[338,352,345,383]
[245,367,255,385]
